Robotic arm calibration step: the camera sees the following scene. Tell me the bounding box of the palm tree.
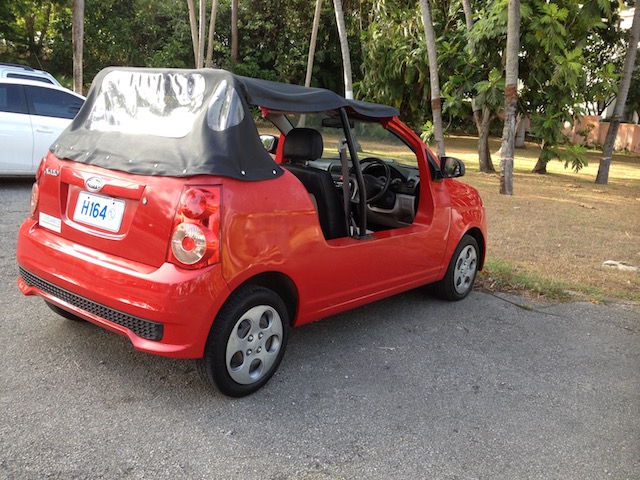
[461,0,473,30]
[596,5,640,185]
[305,0,323,88]
[333,0,353,99]
[197,0,205,68]
[460,0,495,172]
[186,0,199,66]
[419,0,445,158]
[72,0,84,94]
[231,0,238,66]
[499,0,520,195]
[205,0,219,68]
[186,0,218,68]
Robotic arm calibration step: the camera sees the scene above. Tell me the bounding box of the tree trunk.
[596,5,640,185]
[38,4,53,53]
[419,0,445,158]
[186,0,199,66]
[462,0,496,169]
[515,114,526,148]
[333,0,353,99]
[205,0,219,68]
[72,0,84,95]
[461,0,473,30]
[231,0,238,66]
[298,0,323,129]
[532,156,547,174]
[499,0,520,195]
[197,0,205,68]
[477,107,496,173]
[305,0,323,88]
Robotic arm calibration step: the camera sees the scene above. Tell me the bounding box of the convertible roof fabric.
[52,67,399,180]
[235,75,399,118]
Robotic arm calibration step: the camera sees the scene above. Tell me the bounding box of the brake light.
[29,158,48,217]
[180,188,219,219]
[168,186,221,268]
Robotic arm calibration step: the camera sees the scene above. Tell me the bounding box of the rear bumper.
[17,219,231,358]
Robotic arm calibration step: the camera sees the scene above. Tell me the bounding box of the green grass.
[478,258,640,304]
[477,258,573,301]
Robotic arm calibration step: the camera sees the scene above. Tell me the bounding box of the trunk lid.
[36,155,187,268]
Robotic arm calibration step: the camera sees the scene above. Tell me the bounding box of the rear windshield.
[86,71,244,138]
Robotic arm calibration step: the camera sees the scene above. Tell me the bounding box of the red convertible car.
[17,68,486,396]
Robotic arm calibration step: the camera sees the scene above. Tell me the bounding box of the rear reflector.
[30,183,39,216]
[171,223,209,265]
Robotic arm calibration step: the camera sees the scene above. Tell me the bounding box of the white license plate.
[73,191,125,232]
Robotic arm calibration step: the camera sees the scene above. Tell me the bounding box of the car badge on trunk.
[85,177,104,192]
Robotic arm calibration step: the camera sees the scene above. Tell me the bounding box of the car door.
[24,85,83,172]
[286,116,451,323]
[0,84,33,174]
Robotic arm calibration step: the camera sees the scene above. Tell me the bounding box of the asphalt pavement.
[1,178,639,479]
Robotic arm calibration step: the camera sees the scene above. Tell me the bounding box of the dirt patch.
[448,135,640,301]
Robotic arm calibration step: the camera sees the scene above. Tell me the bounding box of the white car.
[0,78,84,176]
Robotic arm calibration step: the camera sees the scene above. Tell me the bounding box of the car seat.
[282,128,348,240]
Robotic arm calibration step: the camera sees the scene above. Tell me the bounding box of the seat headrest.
[283,128,323,162]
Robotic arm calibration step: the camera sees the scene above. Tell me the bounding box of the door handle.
[35,128,54,133]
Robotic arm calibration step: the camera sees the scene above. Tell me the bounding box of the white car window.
[25,86,83,120]
[0,84,34,173]
[0,84,27,114]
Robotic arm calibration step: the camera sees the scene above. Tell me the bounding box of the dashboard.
[308,157,420,229]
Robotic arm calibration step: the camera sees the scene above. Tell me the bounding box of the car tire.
[196,285,290,397]
[45,301,85,321]
[435,234,479,301]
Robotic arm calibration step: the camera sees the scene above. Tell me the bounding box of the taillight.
[30,157,47,217]
[180,188,218,219]
[30,183,39,216]
[169,186,221,268]
[171,223,215,265]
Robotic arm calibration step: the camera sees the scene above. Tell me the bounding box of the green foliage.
[0,0,630,175]
[359,2,429,128]
[474,68,505,111]
[520,0,617,170]
[420,120,435,144]
[561,144,589,172]
[48,0,194,83]
[217,0,351,88]
[3,0,360,92]
[0,0,67,65]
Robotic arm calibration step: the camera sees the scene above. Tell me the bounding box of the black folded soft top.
[52,67,399,180]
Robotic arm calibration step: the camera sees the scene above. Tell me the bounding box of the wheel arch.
[236,271,299,326]
[464,227,486,270]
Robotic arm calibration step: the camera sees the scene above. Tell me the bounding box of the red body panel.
[16,118,486,359]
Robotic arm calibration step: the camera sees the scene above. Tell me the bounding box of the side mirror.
[260,134,278,154]
[441,156,465,178]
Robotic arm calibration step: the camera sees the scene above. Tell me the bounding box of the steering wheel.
[353,157,392,204]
